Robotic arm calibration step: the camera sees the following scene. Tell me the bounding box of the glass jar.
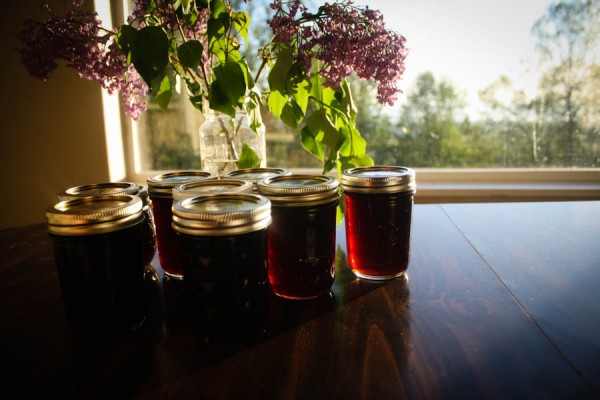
[147,171,217,279]
[225,167,291,192]
[257,175,339,299]
[341,166,416,280]
[172,193,271,335]
[46,195,146,334]
[199,109,267,176]
[172,179,253,202]
[58,182,157,265]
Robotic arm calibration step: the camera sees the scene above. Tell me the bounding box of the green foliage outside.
[143,0,600,170]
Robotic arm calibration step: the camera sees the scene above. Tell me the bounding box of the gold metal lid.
[47,195,143,236]
[225,167,292,184]
[172,193,271,236]
[58,182,151,206]
[58,182,138,199]
[147,171,217,198]
[341,166,416,194]
[257,175,339,206]
[172,179,253,201]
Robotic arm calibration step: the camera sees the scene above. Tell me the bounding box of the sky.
[351,0,555,117]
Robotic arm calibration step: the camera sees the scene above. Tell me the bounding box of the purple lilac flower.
[17,0,148,119]
[269,0,408,105]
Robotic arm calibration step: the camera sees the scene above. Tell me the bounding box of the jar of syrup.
[225,167,291,192]
[47,195,146,335]
[147,171,216,279]
[341,166,416,280]
[172,179,253,202]
[257,175,338,299]
[172,193,271,336]
[59,182,157,265]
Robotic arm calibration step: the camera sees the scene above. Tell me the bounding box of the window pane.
[131,0,600,170]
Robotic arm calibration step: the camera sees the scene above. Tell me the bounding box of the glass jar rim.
[147,171,217,198]
[341,166,416,194]
[257,174,339,206]
[225,167,292,184]
[47,195,143,236]
[58,182,139,200]
[172,179,253,201]
[172,193,271,236]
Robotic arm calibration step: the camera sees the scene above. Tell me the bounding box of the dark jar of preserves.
[257,175,338,300]
[172,193,271,337]
[225,167,291,192]
[59,182,157,265]
[341,166,416,280]
[46,195,146,335]
[147,171,216,279]
[172,179,253,202]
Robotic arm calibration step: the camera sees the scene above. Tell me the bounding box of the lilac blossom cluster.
[269,0,408,105]
[18,1,148,119]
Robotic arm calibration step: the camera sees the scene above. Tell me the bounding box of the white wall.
[0,0,112,228]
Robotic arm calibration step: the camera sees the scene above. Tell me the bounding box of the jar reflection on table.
[58,182,157,265]
[341,166,416,280]
[258,175,338,300]
[46,195,146,335]
[172,193,271,338]
[147,171,217,279]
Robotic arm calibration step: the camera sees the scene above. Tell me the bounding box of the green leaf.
[237,143,262,168]
[305,109,339,148]
[177,40,203,69]
[246,88,263,132]
[231,11,250,47]
[340,80,358,119]
[280,100,303,128]
[300,126,325,161]
[133,26,169,86]
[338,154,374,172]
[339,126,367,157]
[212,61,246,106]
[290,76,311,114]
[207,0,229,42]
[268,47,294,94]
[115,25,138,66]
[267,90,288,119]
[310,73,336,105]
[154,74,173,111]
[209,80,235,117]
[336,203,344,226]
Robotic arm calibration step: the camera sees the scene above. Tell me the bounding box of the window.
[101,0,600,202]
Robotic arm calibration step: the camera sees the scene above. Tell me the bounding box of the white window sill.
[129,168,600,204]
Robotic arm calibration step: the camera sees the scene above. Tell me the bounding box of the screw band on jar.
[47,195,144,236]
[172,193,271,236]
[147,171,217,198]
[58,182,140,200]
[257,174,339,206]
[340,166,416,194]
[225,167,292,184]
[172,179,253,202]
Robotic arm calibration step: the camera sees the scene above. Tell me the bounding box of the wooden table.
[1,201,599,399]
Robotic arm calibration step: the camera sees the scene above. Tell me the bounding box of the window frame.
[102,0,600,204]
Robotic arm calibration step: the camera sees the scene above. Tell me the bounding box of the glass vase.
[199,109,267,176]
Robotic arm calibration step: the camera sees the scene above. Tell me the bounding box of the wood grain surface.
[0,203,598,399]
